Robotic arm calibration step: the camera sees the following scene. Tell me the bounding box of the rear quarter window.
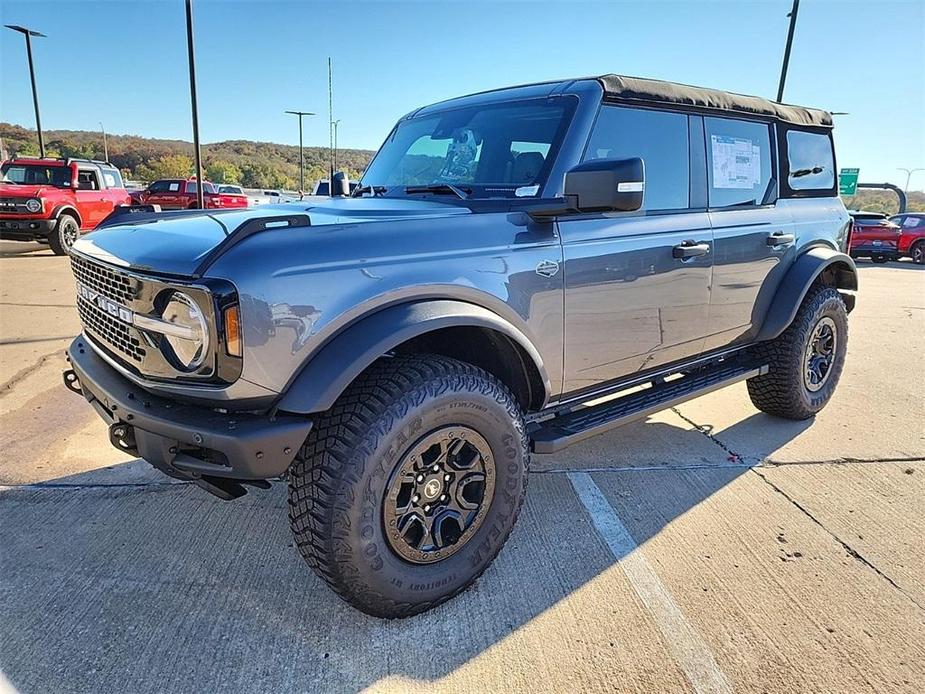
[704,117,773,208]
[786,130,835,191]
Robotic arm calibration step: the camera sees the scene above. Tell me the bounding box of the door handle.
[767,232,795,246]
[672,241,711,259]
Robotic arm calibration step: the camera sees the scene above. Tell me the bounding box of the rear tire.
[747,286,848,420]
[288,354,529,618]
[871,255,889,264]
[48,215,79,256]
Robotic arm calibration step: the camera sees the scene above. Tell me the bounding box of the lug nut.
[416,474,424,483]
[432,464,440,472]
[424,505,431,512]
[412,494,420,503]
[440,494,447,502]
[444,474,451,481]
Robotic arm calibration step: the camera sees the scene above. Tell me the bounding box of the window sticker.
[168,183,180,192]
[103,173,116,187]
[515,185,540,197]
[903,217,921,228]
[711,135,761,189]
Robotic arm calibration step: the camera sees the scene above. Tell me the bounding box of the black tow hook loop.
[108,422,139,455]
[62,369,83,395]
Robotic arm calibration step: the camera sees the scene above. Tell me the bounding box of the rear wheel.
[47,215,79,256]
[288,355,529,618]
[747,286,848,420]
[871,254,889,264]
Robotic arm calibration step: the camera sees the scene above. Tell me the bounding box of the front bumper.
[65,336,312,499]
[0,217,56,241]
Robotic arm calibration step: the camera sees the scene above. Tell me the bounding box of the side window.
[704,117,773,207]
[76,169,100,191]
[786,130,834,191]
[584,106,689,210]
[148,181,166,193]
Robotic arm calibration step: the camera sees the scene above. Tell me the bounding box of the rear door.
[559,105,713,394]
[701,116,795,351]
[73,168,109,228]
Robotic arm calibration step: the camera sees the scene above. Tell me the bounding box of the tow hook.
[62,369,82,395]
[109,422,139,455]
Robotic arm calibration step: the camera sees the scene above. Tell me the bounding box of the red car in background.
[1,157,132,255]
[889,213,925,264]
[848,211,902,263]
[131,177,249,210]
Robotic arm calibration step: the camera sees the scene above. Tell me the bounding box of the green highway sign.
[839,168,860,196]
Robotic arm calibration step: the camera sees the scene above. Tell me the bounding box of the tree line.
[0,122,375,191]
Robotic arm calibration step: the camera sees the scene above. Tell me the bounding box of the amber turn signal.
[223,305,242,357]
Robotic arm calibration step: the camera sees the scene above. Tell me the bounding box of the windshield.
[1,163,72,187]
[361,98,575,199]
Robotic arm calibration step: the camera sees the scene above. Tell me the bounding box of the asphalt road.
[1,241,923,693]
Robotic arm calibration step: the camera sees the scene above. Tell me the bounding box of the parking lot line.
[568,471,733,694]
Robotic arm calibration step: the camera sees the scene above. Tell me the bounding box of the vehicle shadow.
[0,242,53,257]
[0,412,809,692]
[854,257,925,271]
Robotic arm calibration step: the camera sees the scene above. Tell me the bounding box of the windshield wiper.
[404,183,470,200]
[351,184,388,198]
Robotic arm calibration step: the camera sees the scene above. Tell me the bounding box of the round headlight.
[161,292,210,371]
[25,198,42,213]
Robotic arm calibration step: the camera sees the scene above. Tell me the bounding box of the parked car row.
[848,210,925,264]
[130,178,248,210]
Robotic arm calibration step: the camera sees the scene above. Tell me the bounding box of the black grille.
[70,254,135,303]
[76,296,146,363]
[0,197,31,214]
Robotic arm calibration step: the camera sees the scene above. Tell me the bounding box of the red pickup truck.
[131,177,249,210]
[0,157,132,255]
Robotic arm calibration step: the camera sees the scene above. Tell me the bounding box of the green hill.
[0,122,375,190]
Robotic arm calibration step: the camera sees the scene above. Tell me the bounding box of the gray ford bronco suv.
[63,74,856,618]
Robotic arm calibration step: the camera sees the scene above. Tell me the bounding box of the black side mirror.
[331,171,350,197]
[528,158,644,220]
[565,157,644,213]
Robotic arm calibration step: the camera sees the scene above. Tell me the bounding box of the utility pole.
[898,168,925,194]
[5,25,47,157]
[332,119,341,174]
[328,57,334,195]
[100,122,109,162]
[284,110,314,194]
[184,0,204,209]
[776,0,800,103]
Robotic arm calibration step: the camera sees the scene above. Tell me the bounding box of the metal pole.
[898,168,925,195]
[333,120,340,173]
[328,57,334,196]
[285,111,314,194]
[100,122,108,161]
[777,0,800,103]
[185,0,204,209]
[6,26,47,158]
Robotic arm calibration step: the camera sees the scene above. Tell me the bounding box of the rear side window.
[584,105,689,210]
[101,167,123,189]
[704,117,773,208]
[786,130,834,191]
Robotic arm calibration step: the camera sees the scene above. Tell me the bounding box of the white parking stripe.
[568,471,733,694]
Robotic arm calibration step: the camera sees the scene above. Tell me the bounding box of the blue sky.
[1,0,923,189]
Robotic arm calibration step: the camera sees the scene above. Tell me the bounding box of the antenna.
[328,57,334,195]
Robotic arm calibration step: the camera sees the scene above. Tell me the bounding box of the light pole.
[99,122,109,161]
[332,119,341,174]
[776,0,800,102]
[285,110,315,193]
[184,0,204,209]
[5,25,47,158]
[898,168,925,194]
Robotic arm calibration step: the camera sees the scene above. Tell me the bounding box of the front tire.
[48,215,79,256]
[747,286,848,420]
[288,355,529,618]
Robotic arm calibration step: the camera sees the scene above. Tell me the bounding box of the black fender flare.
[50,204,82,227]
[755,247,857,342]
[276,300,551,415]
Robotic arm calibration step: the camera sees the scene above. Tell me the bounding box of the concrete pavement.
[1,241,923,692]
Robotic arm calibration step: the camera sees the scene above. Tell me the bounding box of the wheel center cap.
[422,478,442,500]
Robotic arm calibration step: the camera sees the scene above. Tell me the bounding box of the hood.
[71,197,469,277]
[0,182,52,199]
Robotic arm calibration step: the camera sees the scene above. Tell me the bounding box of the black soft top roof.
[598,74,833,128]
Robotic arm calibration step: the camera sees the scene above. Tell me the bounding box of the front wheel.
[747,286,848,420]
[911,242,925,265]
[288,355,529,618]
[48,215,79,255]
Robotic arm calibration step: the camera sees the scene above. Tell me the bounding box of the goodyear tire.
[48,215,79,256]
[288,355,529,618]
[747,286,848,420]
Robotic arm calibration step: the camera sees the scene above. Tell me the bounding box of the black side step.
[530,361,768,454]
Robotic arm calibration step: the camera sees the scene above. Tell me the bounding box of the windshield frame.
[359,96,578,201]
